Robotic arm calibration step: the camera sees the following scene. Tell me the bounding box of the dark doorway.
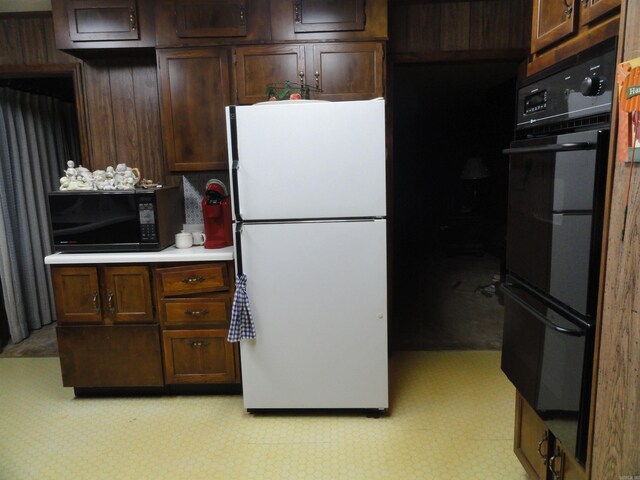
[391,61,519,350]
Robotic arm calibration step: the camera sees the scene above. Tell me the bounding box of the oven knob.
[581,76,603,96]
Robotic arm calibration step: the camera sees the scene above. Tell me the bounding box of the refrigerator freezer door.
[227,99,386,221]
[238,219,388,409]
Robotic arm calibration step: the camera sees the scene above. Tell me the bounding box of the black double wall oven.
[501,39,615,466]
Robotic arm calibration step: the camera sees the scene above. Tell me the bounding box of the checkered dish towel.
[228,274,256,342]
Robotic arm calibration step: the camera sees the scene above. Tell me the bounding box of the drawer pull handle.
[92,292,100,312]
[182,275,205,285]
[107,292,115,313]
[129,6,137,31]
[239,6,245,26]
[537,431,549,464]
[185,309,209,316]
[191,340,210,347]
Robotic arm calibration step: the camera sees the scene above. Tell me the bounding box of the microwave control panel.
[138,200,157,242]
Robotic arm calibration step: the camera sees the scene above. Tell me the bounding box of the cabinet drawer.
[160,296,230,328]
[155,263,229,296]
[162,329,238,384]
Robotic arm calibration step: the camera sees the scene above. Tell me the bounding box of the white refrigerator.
[225,99,388,410]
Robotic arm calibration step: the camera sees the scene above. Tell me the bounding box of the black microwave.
[47,187,184,253]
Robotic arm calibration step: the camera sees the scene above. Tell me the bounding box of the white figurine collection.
[59,161,141,191]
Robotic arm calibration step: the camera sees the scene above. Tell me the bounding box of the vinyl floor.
[0,351,528,480]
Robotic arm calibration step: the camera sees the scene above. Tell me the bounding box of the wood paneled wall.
[82,58,174,185]
[0,13,77,65]
[592,1,640,477]
[0,13,176,186]
[389,0,531,57]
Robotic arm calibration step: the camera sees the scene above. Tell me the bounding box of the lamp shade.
[460,157,490,180]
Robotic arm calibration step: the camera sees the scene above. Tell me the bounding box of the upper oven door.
[504,129,608,315]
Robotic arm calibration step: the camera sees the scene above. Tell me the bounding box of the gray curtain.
[0,87,76,343]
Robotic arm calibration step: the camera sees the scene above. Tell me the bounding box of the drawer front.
[162,329,238,384]
[155,263,229,296]
[160,296,230,328]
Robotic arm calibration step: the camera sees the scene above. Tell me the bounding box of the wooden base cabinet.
[162,329,239,384]
[514,392,586,480]
[57,325,164,387]
[51,261,239,393]
[154,262,240,386]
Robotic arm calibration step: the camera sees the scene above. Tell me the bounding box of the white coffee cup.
[191,231,206,246]
[175,232,193,249]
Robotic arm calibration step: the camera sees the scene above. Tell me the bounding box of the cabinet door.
[66,0,140,42]
[162,329,239,384]
[57,325,164,387]
[309,42,383,101]
[514,393,549,480]
[579,0,620,26]
[531,0,577,53]
[234,45,305,104]
[174,0,247,38]
[102,266,153,324]
[52,266,102,325]
[157,48,231,171]
[293,0,365,33]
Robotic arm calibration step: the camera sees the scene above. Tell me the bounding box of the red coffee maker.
[202,179,232,249]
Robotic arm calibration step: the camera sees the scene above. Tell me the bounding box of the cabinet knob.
[315,71,320,89]
[239,6,246,26]
[185,309,209,316]
[294,1,301,23]
[182,275,205,285]
[191,340,210,347]
[562,0,573,17]
[299,71,305,84]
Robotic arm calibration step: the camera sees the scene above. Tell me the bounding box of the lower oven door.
[501,280,593,465]
[504,129,608,315]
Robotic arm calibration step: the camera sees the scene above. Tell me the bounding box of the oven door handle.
[502,142,596,155]
[501,284,586,337]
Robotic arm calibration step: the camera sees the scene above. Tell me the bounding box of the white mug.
[175,232,193,249]
[191,231,206,246]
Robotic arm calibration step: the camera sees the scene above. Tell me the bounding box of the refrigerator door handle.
[235,222,244,276]
[229,106,243,222]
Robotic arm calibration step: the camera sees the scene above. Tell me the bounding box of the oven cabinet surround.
[51,0,156,50]
[154,263,239,384]
[156,47,231,172]
[515,392,586,480]
[233,42,384,104]
[45,247,237,393]
[528,0,620,75]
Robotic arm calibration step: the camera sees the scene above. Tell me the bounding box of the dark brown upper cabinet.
[234,44,305,104]
[157,48,231,171]
[579,0,621,26]
[293,0,365,33]
[174,0,247,38]
[52,0,155,49]
[530,0,577,53]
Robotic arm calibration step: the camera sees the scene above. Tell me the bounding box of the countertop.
[44,246,234,265]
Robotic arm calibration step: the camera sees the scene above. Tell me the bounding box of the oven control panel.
[516,40,616,130]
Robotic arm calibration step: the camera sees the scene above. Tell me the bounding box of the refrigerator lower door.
[237,219,388,409]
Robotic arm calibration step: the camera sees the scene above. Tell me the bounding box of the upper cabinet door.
[579,0,621,26]
[293,0,365,33]
[309,42,383,102]
[66,0,140,42]
[157,48,231,171]
[234,45,305,104]
[174,0,247,38]
[531,0,577,53]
